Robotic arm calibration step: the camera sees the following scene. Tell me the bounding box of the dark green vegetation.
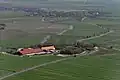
[60,42,95,55]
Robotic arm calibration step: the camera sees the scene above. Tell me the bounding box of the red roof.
[19,48,42,55]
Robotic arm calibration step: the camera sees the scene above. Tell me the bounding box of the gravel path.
[40,35,51,44]
[57,25,73,35]
[0,57,71,80]
[40,25,74,44]
[77,30,114,42]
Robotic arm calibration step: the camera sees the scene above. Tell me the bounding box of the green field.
[47,20,106,44]
[0,11,26,18]
[0,17,120,80]
[1,8,120,80]
[0,51,120,80]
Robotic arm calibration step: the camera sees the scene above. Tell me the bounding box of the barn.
[17,48,44,55]
[17,45,56,55]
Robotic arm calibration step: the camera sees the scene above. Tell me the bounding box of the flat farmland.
[83,19,120,50]
[0,54,63,79]
[0,11,26,18]
[0,17,69,47]
[1,17,120,80]
[3,52,120,80]
[47,21,106,44]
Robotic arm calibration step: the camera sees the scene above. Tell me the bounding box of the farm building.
[41,46,55,52]
[17,45,56,55]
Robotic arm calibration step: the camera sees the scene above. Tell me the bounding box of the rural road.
[77,30,114,42]
[40,35,51,44]
[88,22,120,52]
[40,25,74,44]
[0,57,72,80]
[57,25,73,35]
[81,17,87,22]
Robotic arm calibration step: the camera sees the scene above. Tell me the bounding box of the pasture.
[0,11,26,18]
[0,15,120,80]
[1,51,120,80]
[0,17,69,48]
[84,18,120,49]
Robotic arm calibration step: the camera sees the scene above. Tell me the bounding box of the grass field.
[47,20,106,44]
[84,18,120,50]
[0,11,26,18]
[0,17,69,48]
[0,14,120,80]
[1,51,120,80]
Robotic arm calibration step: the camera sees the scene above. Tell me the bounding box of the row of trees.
[60,42,97,55]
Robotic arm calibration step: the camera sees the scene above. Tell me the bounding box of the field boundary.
[40,35,51,44]
[0,57,72,80]
[87,23,120,52]
[0,48,97,80]
[57,25,74,35]
[40,25,74,44]
[77,30,114,42]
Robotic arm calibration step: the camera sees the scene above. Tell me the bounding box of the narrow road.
[87,22,120,52]
[40,35,51,44]
[40,25,74,44]
[0,57,72,80]
[57,25,74,35]
[81,17,87,22]
[77,30,114,42]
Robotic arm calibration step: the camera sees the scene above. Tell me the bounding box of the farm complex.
[0,0,120,80]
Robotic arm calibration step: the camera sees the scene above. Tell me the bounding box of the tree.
[0,24,6,30]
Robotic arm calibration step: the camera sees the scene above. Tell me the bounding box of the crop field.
[84,18,120,49]
[1,13,120,80]
[0,11,26,18]
[47,20,106,44]
[0,17,69,48]
[0,51,120,80]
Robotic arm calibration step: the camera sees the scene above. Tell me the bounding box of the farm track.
[77,30,114,42]
[40,35,51,44]
[40,25,74,44]
[0,57,71,80]
[57,25,73,36]
[86,22,120,52]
